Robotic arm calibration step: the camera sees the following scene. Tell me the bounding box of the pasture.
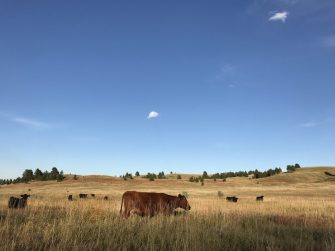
[1,167,335,251]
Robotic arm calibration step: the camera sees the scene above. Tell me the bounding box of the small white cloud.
[147,111,159,119]
[321,35,335,48]
[269,11,289,22]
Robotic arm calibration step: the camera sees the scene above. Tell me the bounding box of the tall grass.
[1,196,335,251]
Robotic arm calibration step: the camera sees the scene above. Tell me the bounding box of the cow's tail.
[119,194,124,217]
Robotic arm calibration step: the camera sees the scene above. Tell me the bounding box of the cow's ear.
[178,194,182,198]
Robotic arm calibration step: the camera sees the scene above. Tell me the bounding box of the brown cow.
[120,191,191,218]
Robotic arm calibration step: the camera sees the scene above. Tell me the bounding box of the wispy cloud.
[12,117,52,129]
[299,118,334,128]
[0,111,59,130]
[269,11,289,22]
[215,65,234,81]
[299,121,318,128]
[320,35,335,48]
[147,111,159,119]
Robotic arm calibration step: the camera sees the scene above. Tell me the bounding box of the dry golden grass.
[1,166,335,250]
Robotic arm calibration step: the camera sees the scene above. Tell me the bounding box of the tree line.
[0,167,65,185]
[121,171,167,181]
[189,167,283,182]
[120,163,302,182]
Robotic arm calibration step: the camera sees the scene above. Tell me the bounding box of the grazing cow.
[8,194,30,209]
[120,191,191,218]
[104,196,108,200]
[91,194,95,197]
[256,195,264,201]
[226,196,238,202]
[79,193,88,198]
[68,195,73,201]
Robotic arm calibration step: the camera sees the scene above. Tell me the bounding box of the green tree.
[34,168,43,180]
[22,169,34,182]
[135,171,140,177]
[50,167,60,180]
[57,171,65,182]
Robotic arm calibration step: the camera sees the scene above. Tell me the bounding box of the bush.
[217,191,224,197]
[287,164,301,172]
[177,175,182,180]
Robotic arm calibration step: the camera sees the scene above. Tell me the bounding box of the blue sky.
[0,0,334,179]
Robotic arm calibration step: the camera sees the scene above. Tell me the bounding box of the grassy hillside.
[1,166,335,250]
[258,166,335,184]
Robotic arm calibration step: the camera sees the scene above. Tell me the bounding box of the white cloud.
[12,117,51,129]
[269,11,289,22]
[147,111,159,119]
[321,35,335,48]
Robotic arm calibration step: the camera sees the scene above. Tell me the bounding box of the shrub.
[217,191,224,197]
[177,175,182,180]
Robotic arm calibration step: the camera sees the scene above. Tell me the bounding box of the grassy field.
[1,166,335,251]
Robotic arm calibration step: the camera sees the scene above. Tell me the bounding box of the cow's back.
[121,191,177,217]
[8,196,19,208]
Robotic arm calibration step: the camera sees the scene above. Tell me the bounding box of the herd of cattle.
[7,191,265,217]
[68,193,108,200]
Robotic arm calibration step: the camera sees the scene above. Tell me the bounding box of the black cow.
[79,193,88,198]
[91,194,95,197]
[8,194,30,209]
[226,196,238,202]
[256,195,264,201]
[104,196,108,200]
[68,195,73,201]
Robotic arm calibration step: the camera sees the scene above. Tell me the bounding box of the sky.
[0,0,334,179]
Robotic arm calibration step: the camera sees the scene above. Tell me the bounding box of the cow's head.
[178,194,191,210]
[20,194,30,200]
